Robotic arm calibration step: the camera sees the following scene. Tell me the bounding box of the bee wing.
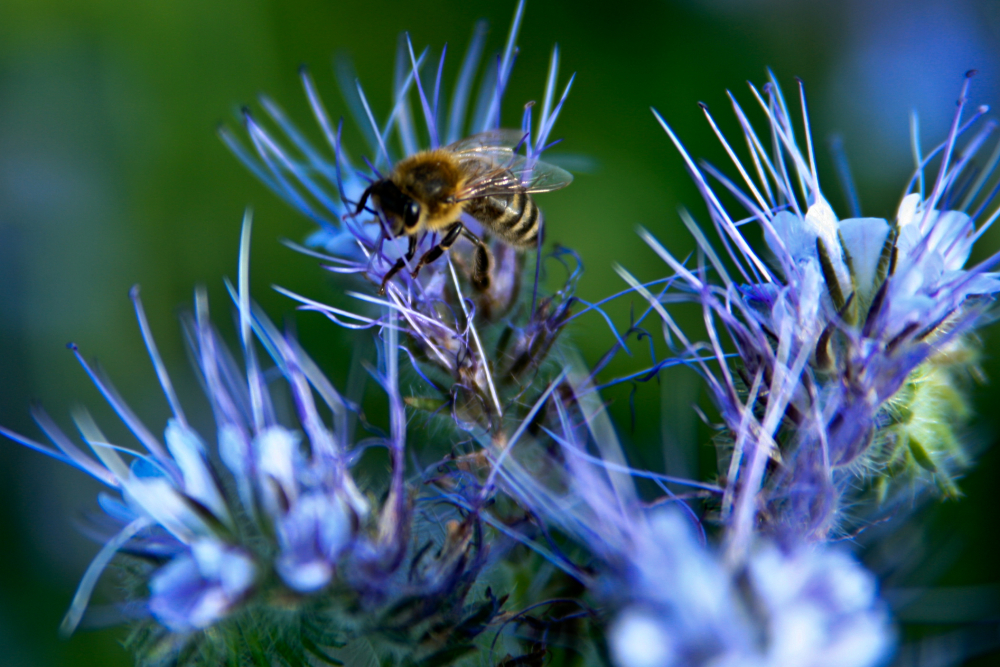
[455,154,574,200]
[444,129,574,200]
[445,129,527,155]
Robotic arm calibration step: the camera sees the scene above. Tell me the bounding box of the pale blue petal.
[838,217,890,298]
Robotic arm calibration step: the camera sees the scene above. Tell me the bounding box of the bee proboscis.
[353,130,573,294]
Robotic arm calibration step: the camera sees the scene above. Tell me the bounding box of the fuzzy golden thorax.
[390,150,467,232]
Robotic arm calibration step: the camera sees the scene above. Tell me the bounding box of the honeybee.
[353,130,573,294]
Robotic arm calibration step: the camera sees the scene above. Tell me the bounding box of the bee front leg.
[460,227,491,291]
[378,235,419,295]
[353,183,375,216]
[409,222,464,280]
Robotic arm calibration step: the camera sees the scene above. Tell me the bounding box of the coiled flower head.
[484,364,893,667]
[0,218,505,665]
[220,0,583,439]
[627,71,1000,548]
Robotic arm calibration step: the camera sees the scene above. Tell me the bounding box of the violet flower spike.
[0,213,440,662]
[222,0,595,441]
[480,358,893,667]
[640,71,1000,552]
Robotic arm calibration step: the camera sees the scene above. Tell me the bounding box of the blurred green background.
[1,0,999,664]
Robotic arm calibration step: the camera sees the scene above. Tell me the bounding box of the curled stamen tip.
[129,284,141,300]
[979,105,990,114]
[794,76,804,85]
[240,105,253,119]
[524,100,536,109]
[66,342,78,352]
[697,101,708,111]
[966,69,978,78]
[298,63,309,75]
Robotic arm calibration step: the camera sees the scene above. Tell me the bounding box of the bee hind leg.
[378,235,419,295]
[460,228,491,291]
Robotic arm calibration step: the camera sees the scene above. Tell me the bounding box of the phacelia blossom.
[485,364,893,667]
[220,0,595,439]
[622,71,1000,550]
[148,540,256,633]
[0,217,502,663]
[474,70,1000,667]
[609,512,891,667]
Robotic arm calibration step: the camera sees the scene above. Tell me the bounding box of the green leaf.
[301,634,346,666]
[273,637,304,667]
[328,638,381,667]
[416,644,477,667]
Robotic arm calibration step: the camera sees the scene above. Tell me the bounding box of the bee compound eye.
[404,201,421,228]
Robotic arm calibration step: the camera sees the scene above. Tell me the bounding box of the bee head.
[364,180,421,234]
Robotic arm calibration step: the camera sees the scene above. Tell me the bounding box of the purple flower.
[486,368,893,667]
[220,0,588,434]
[609,510,892,667]
[274,490,353,592]
[0,216,397,636]
[149,540,255,633]
[623,71,1000,548]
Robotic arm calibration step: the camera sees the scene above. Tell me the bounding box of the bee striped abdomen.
[467,191,541,248]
